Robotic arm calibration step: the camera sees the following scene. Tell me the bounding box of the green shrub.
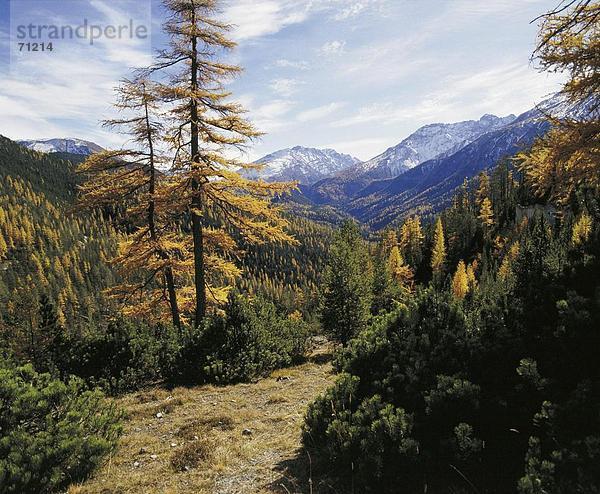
[304,290,479,492]
[304,224,600,493]
[0,363,122,494]
[52,318,182,395]
[167,294,310,385]
[304,373,420,491]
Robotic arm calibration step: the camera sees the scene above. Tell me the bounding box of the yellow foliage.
[431,218,446,275]
[478,197,495,230]
[498,241,521,284]
[466,263,478,291]
[400,216,424,251]
[520,1,600,205]
[388,245,413,289]
[572,211,593,246]
[451,261,469,300]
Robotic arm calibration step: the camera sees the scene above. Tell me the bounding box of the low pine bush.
[167,294,310,385]
[0,362,122,494]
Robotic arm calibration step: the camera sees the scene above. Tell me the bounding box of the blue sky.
[0,0,563,161]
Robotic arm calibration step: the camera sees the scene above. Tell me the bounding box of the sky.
[0,0,564,161]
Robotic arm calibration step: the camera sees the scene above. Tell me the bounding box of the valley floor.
[70,344,335,494]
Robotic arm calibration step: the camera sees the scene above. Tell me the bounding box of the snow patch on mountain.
[249,146,361,185]
[18,138,104,156]
[355,113,517,181]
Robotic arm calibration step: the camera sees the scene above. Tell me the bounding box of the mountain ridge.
[304,112,517,205]
[248,146,360,185]
[17,137,104,155]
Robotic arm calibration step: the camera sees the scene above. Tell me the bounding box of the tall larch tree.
[476,171,491,208]
[451,260,469,300]
[466,262,478,292]
[478,197,495,234]
[148,0,296,326]
[431,218,447,279]
[518,1,600,206]
[400,215,425,268]
[572,211,593,246]
[381,228,399,257]
[388,245,413,289]
[78,78,183,328]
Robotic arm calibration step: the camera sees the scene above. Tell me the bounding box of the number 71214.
[18,42,54,52]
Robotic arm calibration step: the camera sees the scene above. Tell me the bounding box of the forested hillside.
[1,0,598,493]
[0,137,119,350]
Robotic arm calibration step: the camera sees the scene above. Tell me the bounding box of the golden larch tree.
[476,171,490,208]
[431,218,447,277]
[478,197,495,232]
[146,0,296,326]
[78,78,184,328]
[451,260,469,300]
[518,1,600,205]
[572,211,593,246]
[466,262,478,292]
[388,245,413,289]
[400,215,425,266]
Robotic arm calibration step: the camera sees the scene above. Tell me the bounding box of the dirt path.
[71,348,335,494]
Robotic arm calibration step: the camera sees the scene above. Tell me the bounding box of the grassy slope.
[70,345,335,494]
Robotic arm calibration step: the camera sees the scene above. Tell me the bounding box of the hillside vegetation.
[1,1,599,493]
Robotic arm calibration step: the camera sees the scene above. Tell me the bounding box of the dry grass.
[70,345,335,494]
[171,438,215,472]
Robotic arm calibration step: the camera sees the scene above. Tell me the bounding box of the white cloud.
[334,2,368,20]
[332,0,387,21]
[274,59,310,70]
[223,0,388,40]
[270,78,304,97]
[246,98,296,133]
[223,0,312,41]
[333,62,564,130]
[319,40,346,55]
[297,102,346,122]
[0,0,153,148]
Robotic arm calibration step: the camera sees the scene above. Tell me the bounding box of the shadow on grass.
[267,447,348,494]
[307,351,334,366]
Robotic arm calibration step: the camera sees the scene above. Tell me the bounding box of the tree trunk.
[190,27,207,327]
[144,93,182,330]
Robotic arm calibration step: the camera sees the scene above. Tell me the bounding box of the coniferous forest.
[0,0,599,493]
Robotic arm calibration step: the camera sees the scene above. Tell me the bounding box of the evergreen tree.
[321,221,372,345]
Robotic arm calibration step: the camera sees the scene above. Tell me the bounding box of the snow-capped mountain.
[355,113,517,181]
[249,146,361,185]
[345,105,552,228]
[305,113,516,204]
[18,138,104,155]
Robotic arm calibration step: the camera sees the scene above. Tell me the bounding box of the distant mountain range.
[285,98,556,228]
[17,138,104,155]
[354,113,516,181]
[16,96,560,229]
[347,110,550,228]
[303,113,517,205]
